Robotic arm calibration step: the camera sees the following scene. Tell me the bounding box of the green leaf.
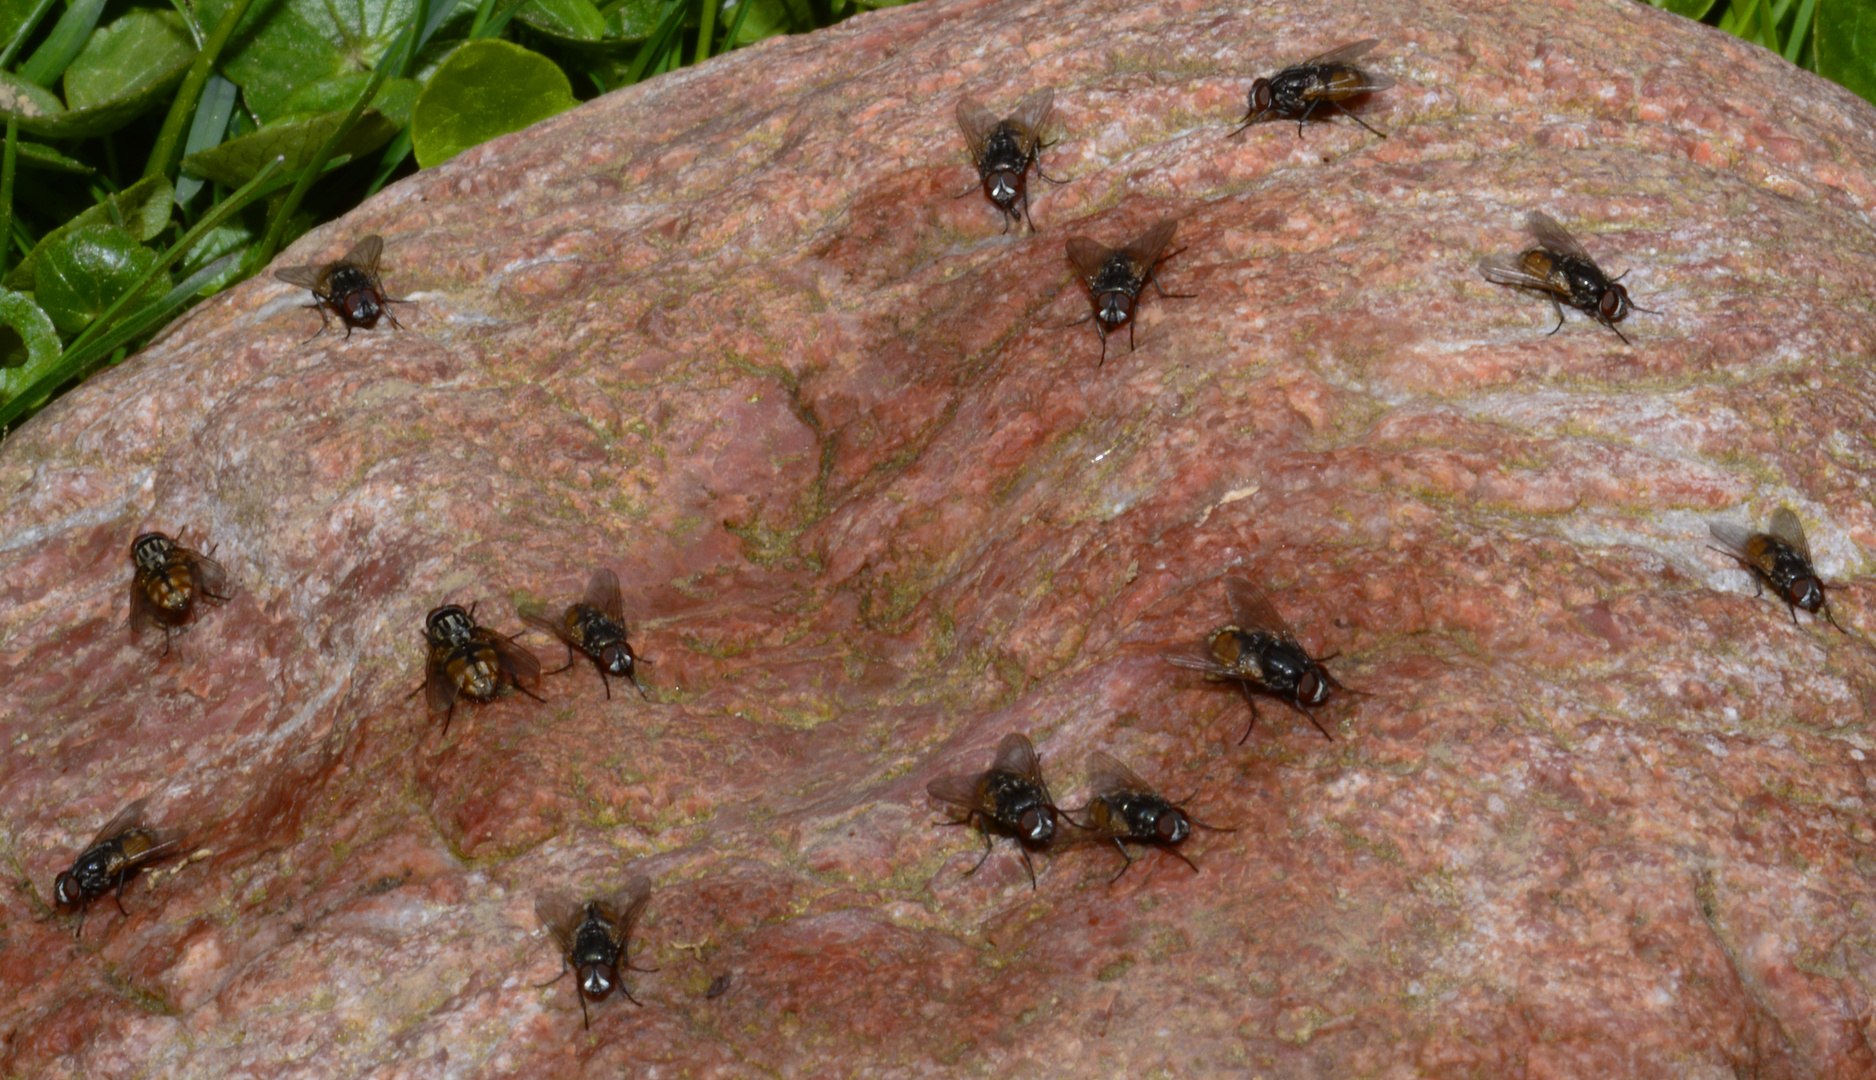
[410,39,575,167]
[64,9,196,109]
[1816,0,1876,107]
[517,0,606,40]
[0,68,65,122]
[14,139,92,173]
[728,0,804,45]
[1649,0,1718,18]
[0,0,56,67]
[181,108,398,187]
[5,174,173,289]
[0,287,59,390]
[33,223,167,335]
[602,0,663,40]
[193,0,450,123]
[280,75,422,128]
[17,0,104,87]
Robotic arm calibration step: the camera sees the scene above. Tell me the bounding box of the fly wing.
[1086,751,1155,797]
[1224,577,1293,636]
[342,234,385,274]
[1707,520,1755,557]
[1163,646,1232,678]
[601,875,654,946]
[484,629,543,689]
[425,648,462,714]
[1006,87,1055,153]
[273,264,324,288]
[1767,506,1810,557]
[184,547,231,601]
[1304,38,1382,67]
[991,731,1044,783]
[926,770,989,814]
[534,892,583,954]
[87,797,153,848]
[956,97,998,158]
[519,605,576,647]
[1477,254,1555,290]
[129,576,161,634]
[1525,211,1593,262]
[1065,236,1116,283]
[1120,217,1179,272]
[584,567,626,623]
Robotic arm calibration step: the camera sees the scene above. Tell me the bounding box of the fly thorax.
[132,534,175,572]
[426,606,476,648]
[327,265,374,298]
[1257,640,1311,693]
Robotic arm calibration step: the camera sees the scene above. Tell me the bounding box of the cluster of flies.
[959,40,1653,361]
[46,38,1852,1028]
[54,534,661,1024]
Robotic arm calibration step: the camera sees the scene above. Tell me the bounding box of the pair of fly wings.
[956,88,1054,161]
[926,732,1049,813]
[1300,39,1395,93]
[84,797,183,862]
[535,875,654,955]
[1161,575,1296,675]
[1710,507,1811,560]
[1476,211,1597,290]
[129,540,230,634]
[1065,217,1180,288]
[521,568,630,642]
[273,235,384,295]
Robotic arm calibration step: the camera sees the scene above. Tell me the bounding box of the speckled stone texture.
[4,0,1876,1075]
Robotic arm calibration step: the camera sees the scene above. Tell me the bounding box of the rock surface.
[4,0,1876,1075]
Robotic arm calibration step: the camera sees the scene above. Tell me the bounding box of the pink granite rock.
[4,0,1876,1074]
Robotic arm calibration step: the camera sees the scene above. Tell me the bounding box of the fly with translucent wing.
[926,732,1066,889]
[129,530,232,655]
[52,797,185,939]
[274,235,409,339]
[522,568,649,701]
[535,876,655,1029]
[414,603,545,734]
[1477,211,1654,345]
[1076,751,1233,882]
[1065,216,1191,364]
[1231,39,1395,139]
[956,87,1060,233]
[1164,576,1355,743]
[1709,507,1848,633]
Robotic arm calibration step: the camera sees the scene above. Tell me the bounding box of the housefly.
[1231,39,1395,139]
[274,234,408,338]
[129,530,232,654]
[1077,751,1233,882]
[1065,216,1190,364]
[415,603,544,734]
[1709,507,1847,633]
[1478,211,1653,344]
[52,797,184,939]
[956,87,1059,232]
[1164,576,1352,743]
[535,876,654,1029]
[926,732,1065,889]
[521,568,648,701]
